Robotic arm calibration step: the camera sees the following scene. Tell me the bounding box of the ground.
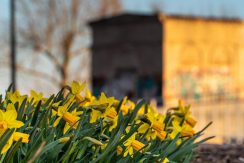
[194,144,244,163]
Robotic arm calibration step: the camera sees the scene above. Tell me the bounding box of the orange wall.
[160,16,244,106]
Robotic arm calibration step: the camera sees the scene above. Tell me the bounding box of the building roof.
[88,14,159,26]
[88,12,243,26]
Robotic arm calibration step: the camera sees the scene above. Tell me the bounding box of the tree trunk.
[60,31,74,88]
[60,53,69,88]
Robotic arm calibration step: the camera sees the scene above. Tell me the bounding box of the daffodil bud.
[83,137,103,146]
[59,137,70,143]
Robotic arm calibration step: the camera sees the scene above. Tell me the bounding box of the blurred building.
[89,13,244,107]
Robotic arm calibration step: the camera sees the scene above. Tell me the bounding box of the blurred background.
[1,0,244,144]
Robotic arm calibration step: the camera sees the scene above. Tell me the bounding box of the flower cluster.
[0,81,212,162]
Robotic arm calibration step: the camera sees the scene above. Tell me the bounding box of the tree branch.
[0,61,60,87]
[16,65,60,87]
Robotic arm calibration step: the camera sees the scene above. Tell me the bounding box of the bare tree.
[17,0,122,88]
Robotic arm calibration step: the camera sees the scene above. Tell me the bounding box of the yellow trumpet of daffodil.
[63,109,82,133]
[53,97,82,133]
[13,132,30,143]
[117,146,123,155]
[123,133,145,157]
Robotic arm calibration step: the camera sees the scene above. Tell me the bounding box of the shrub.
[0,81,212,163]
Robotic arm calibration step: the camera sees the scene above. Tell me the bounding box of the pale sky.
[0,0,8,20]
[2,0,244,22]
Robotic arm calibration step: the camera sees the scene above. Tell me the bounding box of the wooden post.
[10,0,16,91]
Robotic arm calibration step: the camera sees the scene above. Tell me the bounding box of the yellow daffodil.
[53,96,81,131]
[181,123,195,137]
[169,120,183,145]
[82,89,96,106]
[123,133,145,157]
[59,137,71,143]
[120,97,135,115]
[0,134,13,154]
[71,81,86,95]
[29,90,44,104]
[90,110,102,123]
[89,93,118,123]
[71,81,86,103]
[0,104,24,134]
[91,92,117,109]
[138,110,166,141]
[13,132,30,143]
[169,120,194,144]
[103,107,118,131]
[174,101,197,127]
[6,91,27,105]
[162,157,170,163]
[138,107,145,116]
[117,146,123,155]
[63,109,82,133]
[1,131,29,154]
[169,120,182,140]
[51,101,62,117]
[101,143,108,150]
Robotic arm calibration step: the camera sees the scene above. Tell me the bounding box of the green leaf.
[30,101,42,127]
[0,129,15,154]
[17,98,27,121]
[3,139,23,163]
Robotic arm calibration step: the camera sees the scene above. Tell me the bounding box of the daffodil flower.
[162,157,170,163]
[81,89,96,106]
[53,97,82,133]
[29,90,44,104]
[63,109,82,134]
[89,93,118,123]
[6,91,27,105]
[123,133,145,157]
[91,92,117,109]
[174,101,197,127]
[71,81,86,103]
[13,132,30,143]
[138,109,166,141]
[0,131,29,154]
[103,107,118,131]
[120,97,135,115]
[117,146,123,155]
[0,104,24,134]
[169,120,195,145]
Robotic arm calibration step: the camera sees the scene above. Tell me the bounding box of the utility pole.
[10,0,16,91]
